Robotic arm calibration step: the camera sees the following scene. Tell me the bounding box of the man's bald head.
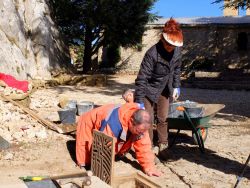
[132,109,151,129]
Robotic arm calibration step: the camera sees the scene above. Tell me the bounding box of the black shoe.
[158,143,169,161]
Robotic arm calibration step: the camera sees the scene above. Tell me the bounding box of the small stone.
[35,129,47,139]
[3,152,14,160]
[12,132,24,140]
[3,134,13,142]
[25,129,36,139]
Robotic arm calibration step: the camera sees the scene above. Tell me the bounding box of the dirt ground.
[0,75,249,188]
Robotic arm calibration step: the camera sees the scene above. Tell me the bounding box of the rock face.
[0,0,70,80]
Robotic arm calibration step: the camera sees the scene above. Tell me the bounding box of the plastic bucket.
[77,101,94,116]
[58,108,76,124]
[66,100,77,109]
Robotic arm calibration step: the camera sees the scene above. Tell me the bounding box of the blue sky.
[151,0,224,18]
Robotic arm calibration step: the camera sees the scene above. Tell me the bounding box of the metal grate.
[91,130,115,185]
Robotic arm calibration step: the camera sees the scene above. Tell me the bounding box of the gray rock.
[0,136,10,150]
[0,0,71,80]
[3,152,14,160]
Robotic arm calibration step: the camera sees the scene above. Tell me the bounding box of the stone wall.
[117,24,250,74]
[223,0,238,16]
[116,28,161,73]
[182,24,250,71]
[0,0,70,80]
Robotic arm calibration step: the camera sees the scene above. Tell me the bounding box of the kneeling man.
[76,103,161,176]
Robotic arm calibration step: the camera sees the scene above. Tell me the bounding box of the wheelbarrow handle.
[183,110,205,153]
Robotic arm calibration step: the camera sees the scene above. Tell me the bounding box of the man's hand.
[172,88,180,101]
[145,168,162,177]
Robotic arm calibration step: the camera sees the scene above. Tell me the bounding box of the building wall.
[182,25,250,71]
[117,24,250,73]
[117,28,161,73]
[223,0,238,16]
[247,8,250,16]
[223,0,250,16]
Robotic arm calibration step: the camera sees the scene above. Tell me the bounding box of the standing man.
[76,103,161,176]
[134,18,183,160]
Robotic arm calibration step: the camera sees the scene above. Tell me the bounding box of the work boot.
[158,143,169,161]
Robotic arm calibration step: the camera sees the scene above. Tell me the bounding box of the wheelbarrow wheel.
[192,127,208,145]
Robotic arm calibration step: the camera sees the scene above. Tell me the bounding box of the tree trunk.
[83,25,92,74]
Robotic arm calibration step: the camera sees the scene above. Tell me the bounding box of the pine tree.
[50,0,157,73]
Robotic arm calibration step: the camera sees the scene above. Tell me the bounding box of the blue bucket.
[58,108,76,124]
[77,101,94,116]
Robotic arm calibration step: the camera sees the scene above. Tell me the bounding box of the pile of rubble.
[0,92,59,144]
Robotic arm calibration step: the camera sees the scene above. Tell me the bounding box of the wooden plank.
[1,94,64,134]
[113,172,162,188]
[135,172,162,188]
[59,124,77,134]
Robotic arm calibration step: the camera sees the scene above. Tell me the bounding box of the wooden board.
[113,172,162,188]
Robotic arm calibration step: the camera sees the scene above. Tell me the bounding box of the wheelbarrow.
[167,103,225,153]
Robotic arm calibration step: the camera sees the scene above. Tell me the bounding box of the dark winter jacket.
[134,41,182,103]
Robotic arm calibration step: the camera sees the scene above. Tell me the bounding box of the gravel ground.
[0,75,249,187]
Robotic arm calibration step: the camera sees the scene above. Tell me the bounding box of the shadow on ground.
[121,132,249,180]
[167,145,250,180]
[48,74,250,118]
[164,131,250,180]
[66,140,77,164]
[53,75,135,97]
[65,132,249,181]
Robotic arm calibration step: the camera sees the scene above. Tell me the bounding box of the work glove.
[172,88,180,101]
[137,102,145,109]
